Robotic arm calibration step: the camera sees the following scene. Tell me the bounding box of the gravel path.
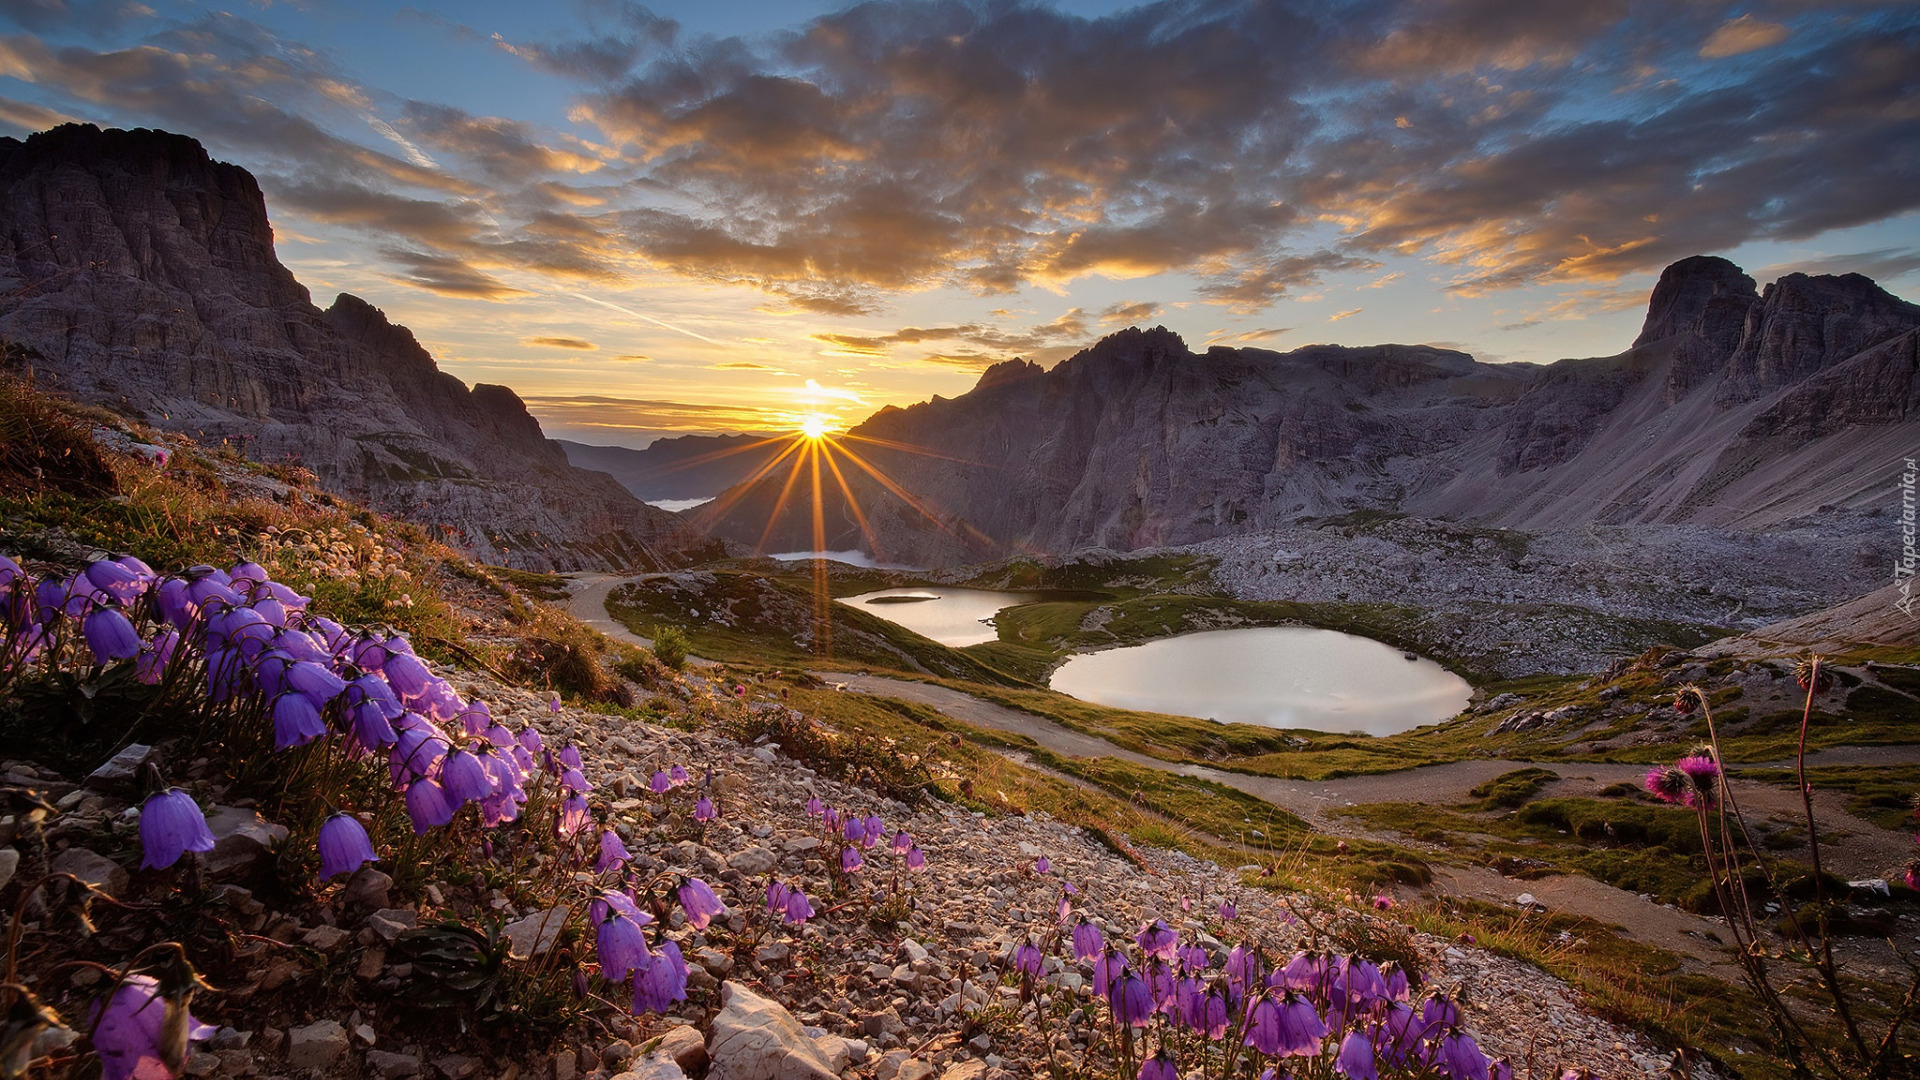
[828,673,1920,975]
[566,573,719,666]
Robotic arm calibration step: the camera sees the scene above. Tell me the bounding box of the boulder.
[706,982,839,1080]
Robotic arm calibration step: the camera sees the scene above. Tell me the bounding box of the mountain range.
[702,257,1920,566]
[2,123,1913,583]
[0,124,697,572]
[557,435,786,504]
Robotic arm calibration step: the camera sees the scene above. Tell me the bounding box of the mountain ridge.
[0,123,697,572]
[703,256,1920,565]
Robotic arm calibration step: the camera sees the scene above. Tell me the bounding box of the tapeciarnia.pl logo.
[1898,456,1917,619]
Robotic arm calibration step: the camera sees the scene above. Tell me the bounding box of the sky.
[1,0,1916,448]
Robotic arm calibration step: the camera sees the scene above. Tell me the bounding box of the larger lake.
[1049,627,1473,736]
[836,587,1034,647]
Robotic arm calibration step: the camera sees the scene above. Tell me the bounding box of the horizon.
[2,0,1917,449]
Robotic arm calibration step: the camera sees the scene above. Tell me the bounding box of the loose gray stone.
[202,805,288,879]
[85,743,156,790]
[366,1049,423,1078]
[503,904,569,959]
[727,846,778,876]
[50,847,127,898]
[340,867,393,909]
[285,1020,348,1069]
[366,909,418,942]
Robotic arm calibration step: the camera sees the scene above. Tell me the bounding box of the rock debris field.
[527,681,1695,1080]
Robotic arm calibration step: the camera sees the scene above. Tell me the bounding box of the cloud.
[1361,272,1404,290]
[1349,0,1635,74]
[526,336,595,349]
[1756,247,1920,283]
[1334,23,1920,292]
[381,249,529,300]
[0,93,79,132]
[1700,15,1792,58]
[3,0,1915,319]
[1328,308,1362,322]
[520,392,768,433]
[811,309,1094,365]
[1097,300,1163,324]
[1205,326,1292,346]
[366,115,437,169]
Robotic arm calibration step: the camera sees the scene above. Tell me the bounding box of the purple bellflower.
[1336,1031,1381,1080]
[782,887,815,926]
[631,940,688,1014]
[83,608,142,664]
[1072,917,1105,962]
[317,814,378,880]
[272,692,328,750]
[677,878,726,930]
[596,829,632,874]
[139,789,216,870]
[1013,939,1043,977]
[91,974,214,1080]
[1136,918,1178,960]
[1137,1051,1179,1080]
[597,911,652,981]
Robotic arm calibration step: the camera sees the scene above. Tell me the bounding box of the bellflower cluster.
[1035,887,1512,1080]
[804,798,928,888]
[3,553,723,1034]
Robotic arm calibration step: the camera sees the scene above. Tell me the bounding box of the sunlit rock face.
[0,124,696,572]
[709,262,1920,567]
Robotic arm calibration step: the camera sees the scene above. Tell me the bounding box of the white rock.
[707,982,839,1080]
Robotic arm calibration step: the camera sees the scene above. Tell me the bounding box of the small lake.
[770,550,926,571]
[1049,627,1472,736]
[837,586,1034,647]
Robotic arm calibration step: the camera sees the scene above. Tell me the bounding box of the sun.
[798,413,833,440]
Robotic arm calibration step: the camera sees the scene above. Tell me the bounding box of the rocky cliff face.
[707,257,1920,566]
[0,124,694,572]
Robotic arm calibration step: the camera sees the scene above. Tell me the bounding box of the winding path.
[565,573,720,666]
[825,672,1920,972]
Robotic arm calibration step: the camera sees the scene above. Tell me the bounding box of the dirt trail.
[828,672,1920,972]
[565,573,719,666]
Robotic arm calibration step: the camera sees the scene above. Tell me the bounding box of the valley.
[1,120,1916,1080]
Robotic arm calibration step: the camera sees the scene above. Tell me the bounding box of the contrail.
[569,292,722,346]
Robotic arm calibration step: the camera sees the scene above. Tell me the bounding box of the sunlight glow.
[798,413,833,440]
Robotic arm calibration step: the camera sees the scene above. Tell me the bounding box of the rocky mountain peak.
[972,357,1043,391]
[1633,254,1759,349]
[0,124,693,571]
[1721,269,1920,399]
[0,123,309,312]
[1074,325,1193,368]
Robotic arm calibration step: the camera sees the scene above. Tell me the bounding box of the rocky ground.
[5,669,1710,1080]
[1191,517,1886,676]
